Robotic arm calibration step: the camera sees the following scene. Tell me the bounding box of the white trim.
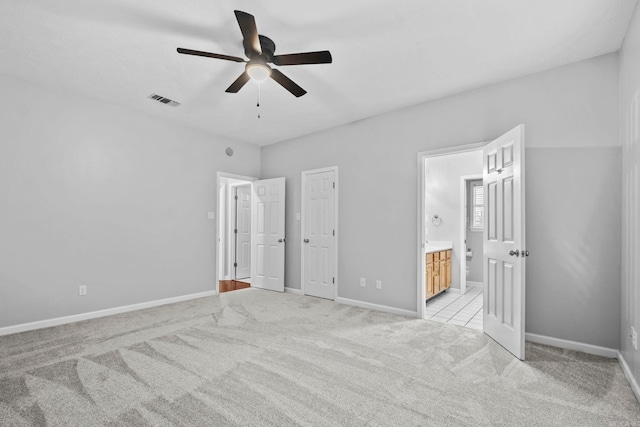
[301,166,339,300]
[284,287,303,295]
[467,281,482,287]
[525,333,618,358]
[336,296,418,318]
[459,173,483,297]
[618,351,640,403]
[417,142,488,319]
[0,291,217,337]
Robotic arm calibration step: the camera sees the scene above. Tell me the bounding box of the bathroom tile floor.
[425,284,483,330]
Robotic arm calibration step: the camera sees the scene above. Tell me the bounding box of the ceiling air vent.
[148,93,181,107]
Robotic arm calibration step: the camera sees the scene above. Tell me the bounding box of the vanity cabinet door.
[439,259,447,290]
[426,262,433,298]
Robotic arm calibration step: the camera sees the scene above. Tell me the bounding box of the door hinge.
[333,229,335,236]
[332,277,335,284]
[234,229,238,234]
[233,262,238,267]
[333,182,335,189]
[234,195,238,200]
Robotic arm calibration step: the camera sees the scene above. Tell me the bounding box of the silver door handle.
[509,249,520,257]
[303,239,309,243]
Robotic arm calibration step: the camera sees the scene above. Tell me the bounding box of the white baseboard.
[467,281,482,287]
[0,290,217,337]
[525,333,618,358]
[617,352,640,403]
[335,296,417,318]
[284,287,303,295]
[446,288,461,295]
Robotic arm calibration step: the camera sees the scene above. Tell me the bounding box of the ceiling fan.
[177,10,332,97]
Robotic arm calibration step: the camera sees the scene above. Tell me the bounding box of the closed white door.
[251,177,286,292]
[302,168,336,300]
[234,184,251,280]
[483,125,526,360]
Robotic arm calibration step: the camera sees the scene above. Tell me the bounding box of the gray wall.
[619,1,640,396]
[526,147,621,349]
[261,53,620,348]
[0,75,260,328]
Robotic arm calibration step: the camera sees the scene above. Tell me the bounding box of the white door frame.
[416,142,486,318]
[459,174,483,297]
[301,166,339,299]
[216,172,256,294]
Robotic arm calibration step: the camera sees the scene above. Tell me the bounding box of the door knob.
[509,249,520,257]
[303,239,309,243]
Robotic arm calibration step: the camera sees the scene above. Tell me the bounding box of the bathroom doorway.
[419,147,484,330]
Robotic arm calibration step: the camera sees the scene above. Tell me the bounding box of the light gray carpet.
[1,288,638,426]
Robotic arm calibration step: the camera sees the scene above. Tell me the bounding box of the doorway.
[421,149,484,329]
[217,173,255,293]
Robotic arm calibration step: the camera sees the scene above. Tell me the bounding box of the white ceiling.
[0,0,636,146]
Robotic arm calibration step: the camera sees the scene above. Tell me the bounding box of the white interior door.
[483,125,526,360]
[234,184,251,280]
[302,168,336,299]
[251,177,286,292]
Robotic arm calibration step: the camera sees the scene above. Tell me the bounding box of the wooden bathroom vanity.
[425,244,452,300]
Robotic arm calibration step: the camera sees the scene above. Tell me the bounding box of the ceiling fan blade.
[270,69,307,97]
[177,48,245,63]
[272,51,332,66]
[234,10,261,57]
[225,72,251,93]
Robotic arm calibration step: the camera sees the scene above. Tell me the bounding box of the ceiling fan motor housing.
[249,35,275,62]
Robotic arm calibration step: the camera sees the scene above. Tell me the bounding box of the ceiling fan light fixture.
[246,63,271,82]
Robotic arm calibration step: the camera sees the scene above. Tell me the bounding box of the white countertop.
[425,241,453,253]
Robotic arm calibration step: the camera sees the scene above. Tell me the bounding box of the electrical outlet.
[360,277,366,287]
[78,285,87,296]
[632,326,638,350]
[376,280,382,290]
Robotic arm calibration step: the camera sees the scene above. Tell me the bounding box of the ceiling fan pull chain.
[257,84,261,119]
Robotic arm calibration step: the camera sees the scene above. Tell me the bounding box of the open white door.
[251,177,286,292]
[234,184,251,280]
[483,125,526,360]
[302,167,337,300]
